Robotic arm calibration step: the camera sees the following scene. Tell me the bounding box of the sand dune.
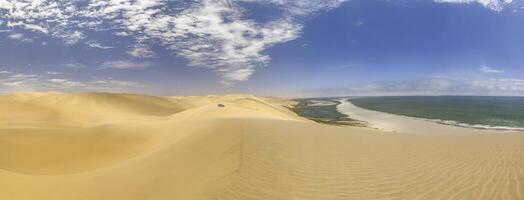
[1,92,523,199]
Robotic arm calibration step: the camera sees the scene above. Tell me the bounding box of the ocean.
[349,96,524,131]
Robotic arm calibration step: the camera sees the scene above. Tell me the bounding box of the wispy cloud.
[479,65,504,73]
[114,32,130,37]
[470,78,524,92]
[434,0,514,11]
[0,73,40,90]
[61,31,85,45]
[8,0,511,87]
[0,0,348,85]
[45,77,143,90]
[86,40,113,49]
[0,0,83,44]
[7,33,23,40]
[100,60,152,70]
[0,0,13,10]
[307,77,524,97]
[6,21,48,34]
[10,74,39,78]
[0,73,143,94]
[46,71,64,75]
[64,62,87,69]
[7,33,31,42]
[48,78,85,88]
[127,44,155,58]
[353,20,364,27]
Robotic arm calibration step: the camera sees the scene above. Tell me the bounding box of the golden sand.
[0,92,523,199]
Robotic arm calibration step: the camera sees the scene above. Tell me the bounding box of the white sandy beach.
[0,92,523,199]
[337,98,516,134]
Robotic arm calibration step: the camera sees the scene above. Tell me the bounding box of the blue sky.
[0,0,523,97]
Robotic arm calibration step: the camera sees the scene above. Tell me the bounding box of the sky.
[0,0,523,97]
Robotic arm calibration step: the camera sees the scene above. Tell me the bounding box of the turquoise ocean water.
[349,96,524,131]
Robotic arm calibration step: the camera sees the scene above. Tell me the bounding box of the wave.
[306,100,338,106]
[422,118,524,131]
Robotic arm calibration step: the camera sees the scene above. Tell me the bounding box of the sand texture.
[1,92,523,199]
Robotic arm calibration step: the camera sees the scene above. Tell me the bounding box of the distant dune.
[0,92,523,199]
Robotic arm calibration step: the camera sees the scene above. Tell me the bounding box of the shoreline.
[336,98,521,134]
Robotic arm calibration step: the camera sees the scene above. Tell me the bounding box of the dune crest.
[1,93,523,199]
[0,93,299,175]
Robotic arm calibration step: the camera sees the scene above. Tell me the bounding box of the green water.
[292,99,346,122]
[350,96,524,129]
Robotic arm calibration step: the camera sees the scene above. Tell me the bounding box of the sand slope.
[0,92,523,199]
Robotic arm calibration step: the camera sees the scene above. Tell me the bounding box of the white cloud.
[219,68,255,84]
[114,32,130,37]
[1,0,82,44]
[100,60,152,70]
[21,23,48,34]
[48,78,85,88]
[46,71,64,75]
[7,33,23,39]
[171,4,296,84]
[10,74,39,78]
[1,0,518,85]
[7,32,32,42]
[89,77,143,88]
[6,21,48,34]
[86,40,113,49]
[61,31,85,45]
[0,0,348,85]
[480,65,504,73]
[0,73,40,91]
[64,62,87,69]
[468,78,524,93]
[0,73,143,93]
[307,77,524,97]
[434,0,514,11]
[153,0,348,85]
[0,70,11,74]
[0,0,13,10]
[48,78,68,83]
[44,77,143,91]
[354,20,364,27]
[127,44,155,58]
[1,81,26,87]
